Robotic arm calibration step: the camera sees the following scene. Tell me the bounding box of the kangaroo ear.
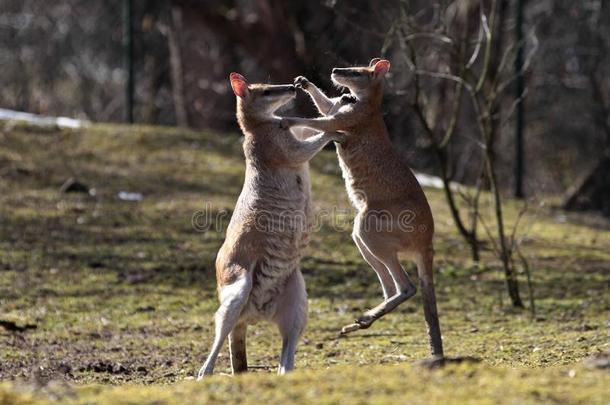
[369,58,381,67]
[230,72,249,98]
[373,59,391,77]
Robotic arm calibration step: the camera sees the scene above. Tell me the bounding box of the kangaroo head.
[330,58,391,100]
[230,72,296,116]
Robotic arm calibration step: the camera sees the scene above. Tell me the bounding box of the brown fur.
[199,75,345,378]
[282,60,443,357]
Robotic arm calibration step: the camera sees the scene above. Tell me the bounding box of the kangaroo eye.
[263,90,270,96]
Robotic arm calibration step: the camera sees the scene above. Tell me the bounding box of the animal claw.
[340,322,361,335]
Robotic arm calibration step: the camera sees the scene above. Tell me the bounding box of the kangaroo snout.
[278,84,296,93]
[332,68,350,75]
[331,68,360,78]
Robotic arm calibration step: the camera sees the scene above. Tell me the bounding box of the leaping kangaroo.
[281,59,444,358]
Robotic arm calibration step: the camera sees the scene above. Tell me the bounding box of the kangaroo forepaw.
[294,76,310,89]
[340,94,357,104]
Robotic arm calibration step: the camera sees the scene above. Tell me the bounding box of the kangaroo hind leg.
[274,270,308,375]
[229,323,248,374]
[342,227,416,334]
[197,272,251,379]
[416,247,444,358]
[353,233,397,301]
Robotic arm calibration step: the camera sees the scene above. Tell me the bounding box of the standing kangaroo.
[198,73,346,379]
[281,59,444,358]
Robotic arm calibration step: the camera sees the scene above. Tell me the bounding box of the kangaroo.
[281,59,444,358]
[197,73,346,379]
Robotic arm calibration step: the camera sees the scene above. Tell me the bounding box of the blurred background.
[1,0,608,207]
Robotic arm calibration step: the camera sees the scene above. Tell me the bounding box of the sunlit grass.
[0,122,608,403]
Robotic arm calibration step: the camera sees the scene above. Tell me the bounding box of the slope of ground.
[0,122,608,403]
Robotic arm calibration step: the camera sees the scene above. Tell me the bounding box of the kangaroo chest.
[335,142,375,211]
[232,166,312,320]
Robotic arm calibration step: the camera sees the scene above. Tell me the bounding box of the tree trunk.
[167,6,189,127]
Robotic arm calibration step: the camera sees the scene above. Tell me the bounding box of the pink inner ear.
[374,60,391,75]
[230,72,248,98]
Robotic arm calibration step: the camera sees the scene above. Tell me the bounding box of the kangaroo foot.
[340,287,417,335]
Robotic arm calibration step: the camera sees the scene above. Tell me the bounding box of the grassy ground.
[0,122,608,403]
